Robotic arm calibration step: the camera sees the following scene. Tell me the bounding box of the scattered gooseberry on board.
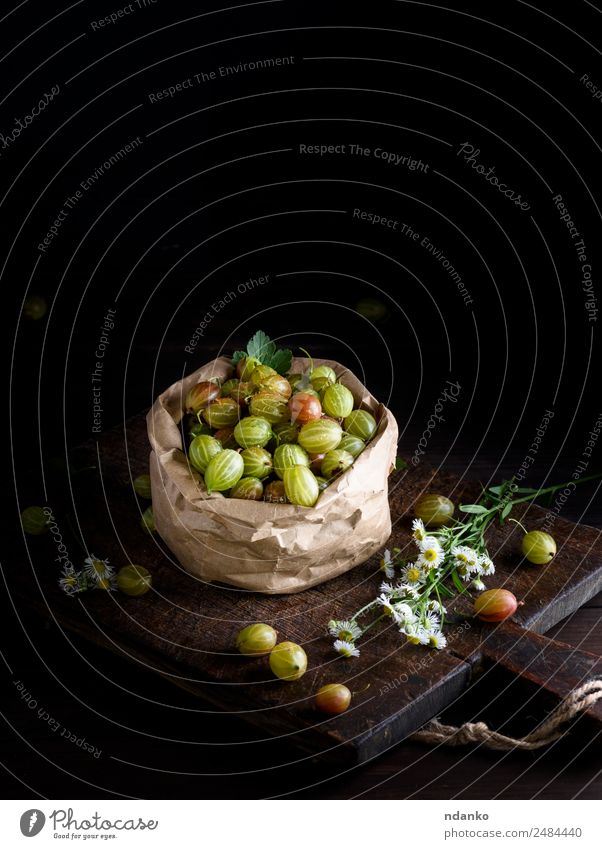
[474,589,519,622]
[413,493,455,527]
[522,530,557,565]
[315,683,352,715]
[21,506,49,535]
[117,565,152,597]
[269,641,308,680]
[236,623,278,656]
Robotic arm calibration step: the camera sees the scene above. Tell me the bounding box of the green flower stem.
[508,517,528,534]
[359,613,386,636]
[507,472,602,506]
[353,599,380,622]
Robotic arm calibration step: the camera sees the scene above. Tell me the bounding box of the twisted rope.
[411,679,602,751]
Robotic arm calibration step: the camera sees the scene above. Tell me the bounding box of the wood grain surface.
[7,414,602,772]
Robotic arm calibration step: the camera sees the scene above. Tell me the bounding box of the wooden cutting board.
[13,414,602,764]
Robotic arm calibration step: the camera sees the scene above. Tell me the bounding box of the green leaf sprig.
[232,330,292,375]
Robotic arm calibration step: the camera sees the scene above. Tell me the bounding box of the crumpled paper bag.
[147,356,398,594]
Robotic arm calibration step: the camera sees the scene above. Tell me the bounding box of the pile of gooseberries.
[182,356,379,507]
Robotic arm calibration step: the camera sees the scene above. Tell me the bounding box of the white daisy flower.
[401,562,427,585]
[379,548,395,579]
[452,545,480,572]
[59,566,83,595]
[412,518,427,542]
[428,630,448,650]
[393,602,416,626]
[394,601,414,618]
[395,582,420,599]
[83,555,114,585]
[472,578,486,591]
[479,555,495,576]
[417,536,444,569]
[422,611,441,632]
[334,639,360,658]
[95,574,117,591]
[328,619,362,642]
[404,624,430,645]
[380,581,394,595]
[378,593,397,618]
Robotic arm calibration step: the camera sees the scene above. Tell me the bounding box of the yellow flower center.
[407,567,421,582]
[407,635,420,645]
[423,548,437,562]
[97,578,111,590]
[340,630,354,641]
[92,560,106,575]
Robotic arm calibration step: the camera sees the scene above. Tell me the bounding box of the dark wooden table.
[3,445,601,800]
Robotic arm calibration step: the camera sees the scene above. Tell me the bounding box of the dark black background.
[3,0,602,799]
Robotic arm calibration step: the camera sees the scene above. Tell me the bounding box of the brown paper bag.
[147,356,398,594]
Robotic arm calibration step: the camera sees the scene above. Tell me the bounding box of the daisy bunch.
[328,473,602,658]
[327,506,497,656]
